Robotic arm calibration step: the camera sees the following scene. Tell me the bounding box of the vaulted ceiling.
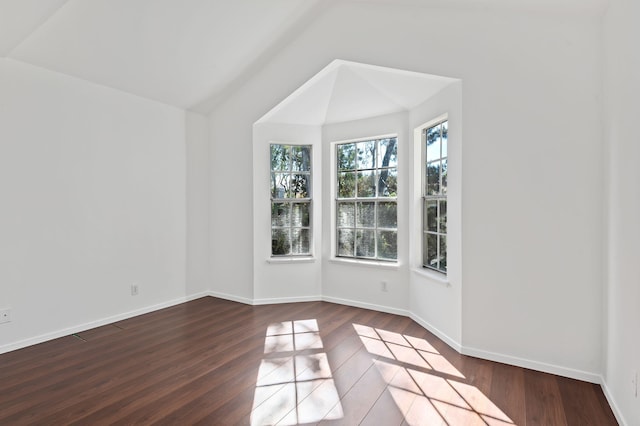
[0,0,327,112]
[0,0,609,113]
[256,60,458,125]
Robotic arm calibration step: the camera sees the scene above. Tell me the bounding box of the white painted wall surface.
[409,83,463,347]
[208,100,255,302]
[186,112,210,296]
[322,112,410,314]
[603,0,640,423]
[207,2,603,378]
[0,59,186,350]
[252,123,322,302]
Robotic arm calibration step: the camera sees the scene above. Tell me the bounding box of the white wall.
[208,1,603,380]
[207,102,255,302]
[252,123,322,302]
[252,87,459,318]
[186,111,210,295]
[0,4,625,418]
[321,112,410,314]
[0,59,187,351]
[603,0,640,423]
[409,83,463,348]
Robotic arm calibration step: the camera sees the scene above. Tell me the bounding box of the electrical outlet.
[131,284,139,296]
[381,281,388,292]
[0,308,11,324]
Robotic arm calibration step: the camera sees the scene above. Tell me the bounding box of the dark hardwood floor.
[0,297,618,425]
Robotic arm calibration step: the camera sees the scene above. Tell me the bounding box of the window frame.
[334,135,398,263]
[270,143,313,258]
[422,118,448,273]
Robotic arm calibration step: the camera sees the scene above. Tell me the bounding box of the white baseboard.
[0,292,209,355]
[208,291,407,316]
[410,312,462,353]
[206,290,253,305]
[600,376,628,426]
[253,295,322,305]
[461,345,601,384]
[2,289,622,425]
[319,297,605,388]
[321,295,409,317]
[0,292,401,354]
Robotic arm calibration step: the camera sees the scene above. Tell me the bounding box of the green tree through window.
[271,144,312,256]
[423,120,448,272]
[336,137,397,261]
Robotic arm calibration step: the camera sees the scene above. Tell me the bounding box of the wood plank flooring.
[0,297,618,425]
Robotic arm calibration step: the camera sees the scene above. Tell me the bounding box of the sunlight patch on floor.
[354,323,516,426]
[251,319,343,425]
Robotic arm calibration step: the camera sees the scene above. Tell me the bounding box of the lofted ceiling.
[1,0,609,113]
[256,60,458,125]
[0,0,326,111]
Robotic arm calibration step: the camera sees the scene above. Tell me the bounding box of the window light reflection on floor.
[251,319,343,425]
[353,324,516,426]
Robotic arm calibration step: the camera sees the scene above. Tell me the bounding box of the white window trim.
[411,267,451,286]
[330,133,399,264]
[330,257,401,270]
[417,114,448,275]
[269,142,314,259]
[267,256,317,264]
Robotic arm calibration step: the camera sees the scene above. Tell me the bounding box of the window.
[270,144,312,257]
[423,120,448,272]
[335,137,397,261]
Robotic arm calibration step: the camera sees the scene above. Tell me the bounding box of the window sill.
[412,267,451,287]
[267,256,317,264]
[329,257,400,270]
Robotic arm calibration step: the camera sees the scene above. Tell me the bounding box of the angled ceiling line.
[3,56,184,113]
[255,59,342,125]
[348,63,457,110]
[190,0,340,114]
[4,0,72,58]
[334,65,406,110]
[320,68,341,125]
[256,60,457,126]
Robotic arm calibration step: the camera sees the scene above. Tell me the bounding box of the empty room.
[0,0,638,424]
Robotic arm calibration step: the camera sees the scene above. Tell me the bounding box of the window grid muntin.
[422,120,448,272]
[336,137,398,262]
[271,144,312,257]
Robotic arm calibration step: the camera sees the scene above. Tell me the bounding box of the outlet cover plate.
[0,309,11,324]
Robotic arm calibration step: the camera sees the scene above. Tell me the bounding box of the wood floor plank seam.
[0,297,618,426]
[33,300,324,425]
